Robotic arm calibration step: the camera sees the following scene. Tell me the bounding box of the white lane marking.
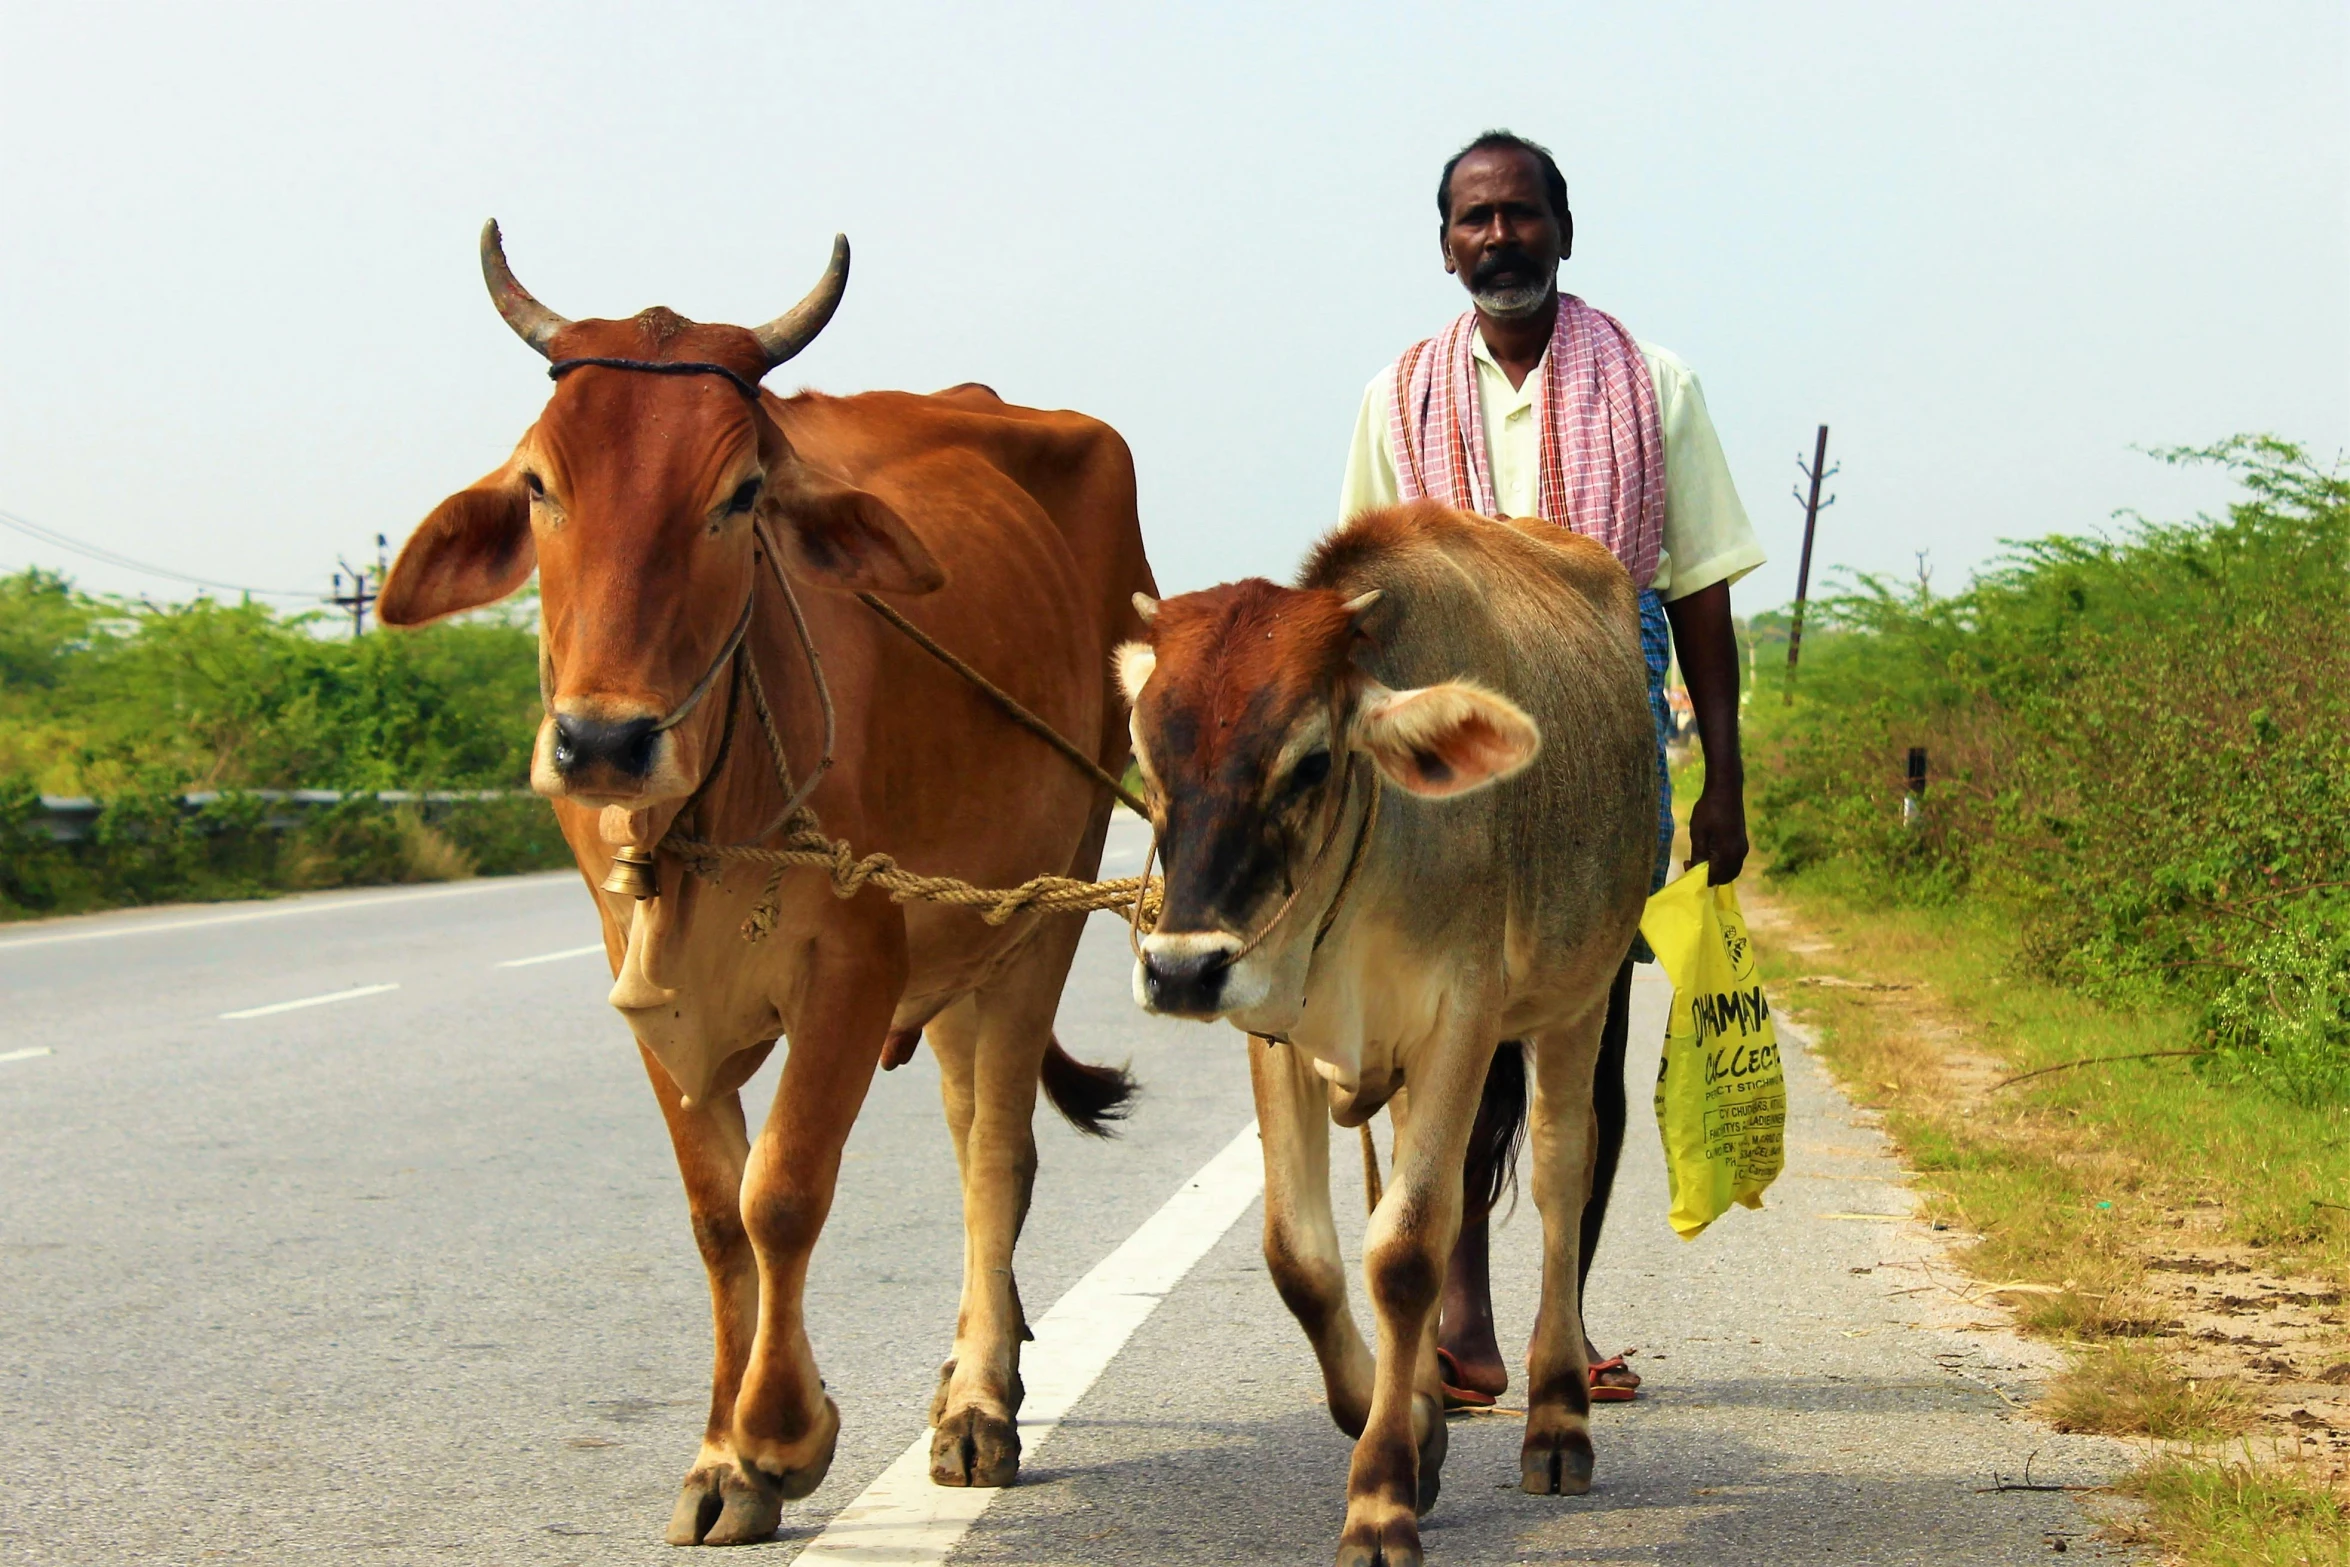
[0,875,564,954]
[0,1047,54,1065]
[496,943,606,969]
[219,982,400,1020]
[797,1120,1264,1564]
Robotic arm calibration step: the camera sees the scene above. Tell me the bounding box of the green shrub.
[1750,437,2350,1099]
[0,575,569,918]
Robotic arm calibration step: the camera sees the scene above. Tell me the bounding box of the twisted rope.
[661,588,1162,941]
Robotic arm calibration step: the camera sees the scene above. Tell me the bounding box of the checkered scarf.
[1386,296,1664,588]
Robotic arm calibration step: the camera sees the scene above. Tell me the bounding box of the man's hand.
[1661,579,1749,884]
[1687,778,1749,884]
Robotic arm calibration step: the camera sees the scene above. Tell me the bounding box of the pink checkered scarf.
[1386,296,1664,587]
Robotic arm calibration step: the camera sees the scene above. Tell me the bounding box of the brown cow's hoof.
[1414,1394,1448,1517]
[1519,1424,1595,1495]
[1334,1507,1422,1567]
[929,1402,1021,1488]
[927,1358,958,1427]
[665,1460,782,1547]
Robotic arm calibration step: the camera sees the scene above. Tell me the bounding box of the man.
[1339,129,1761,1405]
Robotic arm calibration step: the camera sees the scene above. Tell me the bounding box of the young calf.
[1119,503,1655,1567]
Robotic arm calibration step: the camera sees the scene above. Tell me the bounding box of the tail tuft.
[1040,1034,1138,1138]
[1463,1041,1530,1223]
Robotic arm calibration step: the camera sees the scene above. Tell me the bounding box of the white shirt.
[1339,328,1764,602]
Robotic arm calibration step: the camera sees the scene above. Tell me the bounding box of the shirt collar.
[1470,325,1542,413]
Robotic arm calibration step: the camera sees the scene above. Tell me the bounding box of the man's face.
[1441,147,1570,317]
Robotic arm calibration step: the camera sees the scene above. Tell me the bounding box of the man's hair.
[1437,130,1571,226]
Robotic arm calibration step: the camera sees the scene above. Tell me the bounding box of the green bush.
[0,574,571,919]
[1749,437,2350,1100]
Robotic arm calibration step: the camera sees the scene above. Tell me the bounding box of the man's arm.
[1663,581,1747,883]
[1645,346,1761,883]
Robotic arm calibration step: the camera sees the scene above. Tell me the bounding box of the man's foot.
[1436,1347,1502,1409]
[1587,1345,1642,1403]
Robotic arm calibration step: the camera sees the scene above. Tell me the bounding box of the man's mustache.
[1470,248,1546,289]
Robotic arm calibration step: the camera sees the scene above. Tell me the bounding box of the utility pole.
[1783,425,1838,704]
[330,534,390,636]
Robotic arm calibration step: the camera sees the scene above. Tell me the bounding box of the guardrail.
[32,790,529,844]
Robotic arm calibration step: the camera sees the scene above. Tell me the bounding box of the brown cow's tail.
[1040,1034,1137,1138]
[1463,1041,1530,1224]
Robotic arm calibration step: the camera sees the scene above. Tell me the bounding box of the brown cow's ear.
[765,475,946,596]
[377,467,536,626]
[1354,680,1540,798]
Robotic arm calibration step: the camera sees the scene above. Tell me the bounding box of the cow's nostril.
[1143,947,1234,1012]
[551,714,661,779]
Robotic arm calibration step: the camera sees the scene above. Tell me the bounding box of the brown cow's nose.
[1140,945,1233,1017]
[551,714,660,780]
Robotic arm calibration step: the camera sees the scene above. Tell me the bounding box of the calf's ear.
[1354,680,1540,797]
[378,465,536,627]
[764,472,946,596]
[1113,641,1156,704]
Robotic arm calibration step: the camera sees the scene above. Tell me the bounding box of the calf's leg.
[1337,1044,1486,1567]
[1521,1006,1610,1496]
[1249,1036,1374,1435]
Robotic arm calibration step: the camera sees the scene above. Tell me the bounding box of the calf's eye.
[1287,750,1332,794]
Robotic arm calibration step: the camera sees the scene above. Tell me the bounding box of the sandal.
[1587,1353,1642,1403]
[1436,1347,1497,1409]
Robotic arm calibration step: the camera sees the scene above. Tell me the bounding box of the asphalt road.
[1,815,2135,1564]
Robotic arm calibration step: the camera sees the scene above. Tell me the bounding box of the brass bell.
[602,844,659,900]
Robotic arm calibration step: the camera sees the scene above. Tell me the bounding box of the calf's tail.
[1355,1040,1528,1220]
[1040,1034,1138,1137]
[1462,1040,1530,1224]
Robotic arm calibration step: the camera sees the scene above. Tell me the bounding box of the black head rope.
[549,357,765,402]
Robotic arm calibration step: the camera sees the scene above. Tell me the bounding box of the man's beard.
[1472,279,1554,319]
[1470,251,1556,320]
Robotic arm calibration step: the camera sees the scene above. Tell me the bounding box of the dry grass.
[2045,1342,2256,1440]
[394,809,476,883]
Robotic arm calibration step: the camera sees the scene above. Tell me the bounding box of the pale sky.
[2,2,2343,615]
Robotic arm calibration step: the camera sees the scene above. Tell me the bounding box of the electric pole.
[331,534,390,636]
[1783,425,1838,703]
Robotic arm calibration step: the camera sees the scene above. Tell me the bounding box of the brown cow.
[379,225,1155,1546]
[1118,503,1654,1567]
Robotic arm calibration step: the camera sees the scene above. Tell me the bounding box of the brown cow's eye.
[523,472,545,499]
[725,478,762,515]
[1287,750,1332,794]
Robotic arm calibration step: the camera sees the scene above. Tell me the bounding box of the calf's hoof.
[1335,1508,1422,1567]
[665,1459,782,1547]
[1519,1424,1595,1496]
[930,1402,1021,1487]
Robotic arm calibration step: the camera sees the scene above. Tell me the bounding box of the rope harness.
[539,354,1372,953]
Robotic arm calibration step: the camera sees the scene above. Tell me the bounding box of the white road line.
[797,1120,1264,1565]
[0,875,563,954]
[0,1047,54,1065]
[496,943,606,969]
[219,982,400,1020]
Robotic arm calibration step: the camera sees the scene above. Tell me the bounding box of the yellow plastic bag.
[1640,866,1786,1239]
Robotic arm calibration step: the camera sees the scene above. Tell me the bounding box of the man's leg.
[1579,960,1638,1395]
[1435,1045,1524,1401]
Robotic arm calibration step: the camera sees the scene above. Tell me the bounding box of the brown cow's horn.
[479,220,571,357]
[750,234,851,370]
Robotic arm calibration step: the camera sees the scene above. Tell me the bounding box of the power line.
[0,504,320,600]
